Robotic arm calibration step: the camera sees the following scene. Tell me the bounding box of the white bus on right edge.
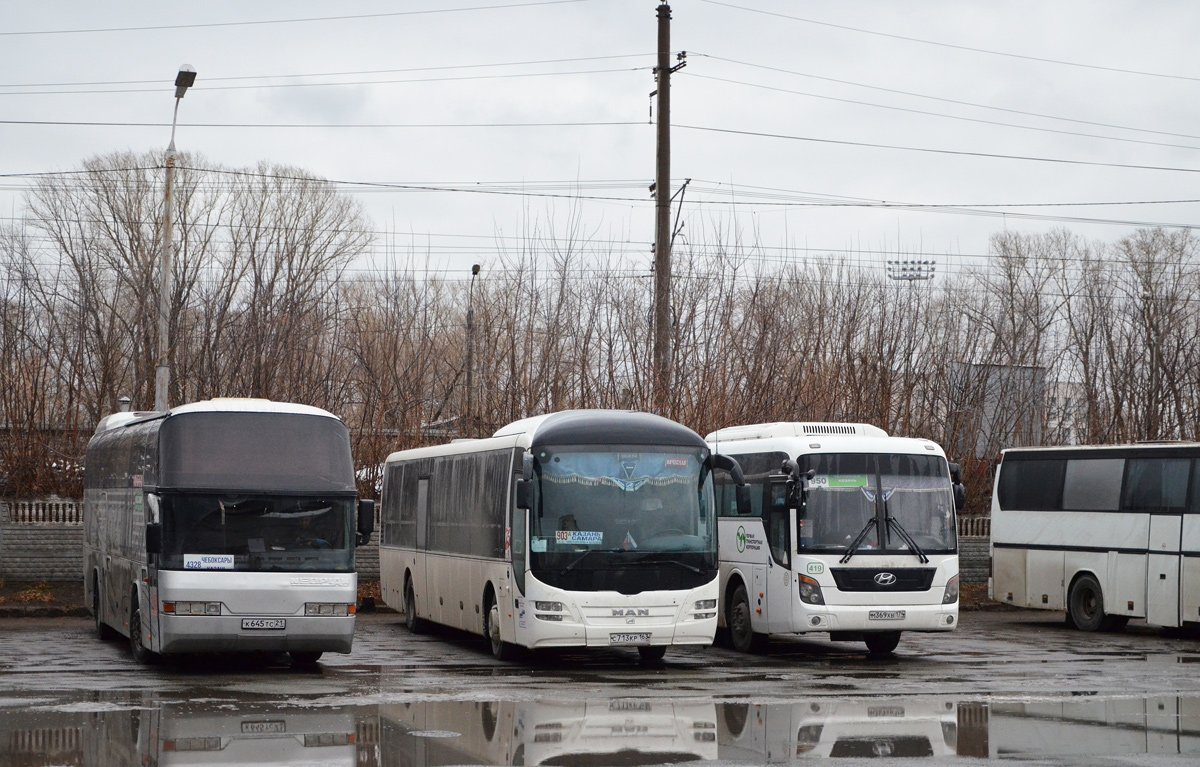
[991,444,1200,631]
[707,422,964,655]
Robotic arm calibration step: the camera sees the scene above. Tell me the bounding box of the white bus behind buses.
[991,443,1200,631]
[84,399,375,664]
[708,422,964,654]
[379,410,749,661]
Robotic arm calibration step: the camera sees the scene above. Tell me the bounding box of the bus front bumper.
[797,602,958,633]
[155,614,356,655]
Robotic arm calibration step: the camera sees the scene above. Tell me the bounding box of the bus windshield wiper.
[628,558,702,574]
[885,514,930,564]
[559,548,596,576]
[839,517,879,564]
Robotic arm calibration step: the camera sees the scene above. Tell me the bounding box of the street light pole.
[155,65,196,413]
[466,264,480,436]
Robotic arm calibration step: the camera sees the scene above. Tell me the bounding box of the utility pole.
[652,2,673,414]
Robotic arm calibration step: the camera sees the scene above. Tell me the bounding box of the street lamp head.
[471,264,481,276]
[174,65,197,98]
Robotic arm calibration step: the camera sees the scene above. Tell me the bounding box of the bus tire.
[128,600,157,665]
[290,651,323,666]
[1068,574,1106,632]
[728,583,767,654]
[638,646,667,663]
[94,577,117,641]
[404,578,426,634]
[486,599,515,661]
[864,631,901,655]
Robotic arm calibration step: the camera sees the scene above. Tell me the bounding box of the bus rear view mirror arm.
[356,499,375,546]
[145,522,163,554]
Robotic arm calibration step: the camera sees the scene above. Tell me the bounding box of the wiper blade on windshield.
[885,515,930,564]
[628,558,703,574]
[559,548,596,576]
[839,518,879,564]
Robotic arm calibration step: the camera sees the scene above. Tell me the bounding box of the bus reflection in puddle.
[4,695,1200,764]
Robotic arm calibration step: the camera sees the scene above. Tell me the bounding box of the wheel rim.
[731,600,750,646]
[1081,588,1098,620]
[488,603,502,652]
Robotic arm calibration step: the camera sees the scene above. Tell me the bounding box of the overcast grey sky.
[4,1,1200,280]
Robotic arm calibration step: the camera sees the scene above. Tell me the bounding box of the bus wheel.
[638,646,666,663]
[128,603,156,664]
[94,582,117,641]
[728,583,767,654]
[290,651,323,666]
[864,631,901,655]
[486,600,515,661]
[404,579,425,634]
[1068,574,1105,632]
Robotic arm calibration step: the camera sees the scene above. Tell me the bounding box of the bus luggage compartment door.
[1146,514,1182,628]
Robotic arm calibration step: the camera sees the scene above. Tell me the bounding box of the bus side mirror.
[145,523,162,554]
[948,462,966,512]
[736,485,753,517]
[515,479,532,510]
[356,499,375,546]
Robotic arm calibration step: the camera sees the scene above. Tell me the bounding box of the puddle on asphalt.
[2,693,1198,763]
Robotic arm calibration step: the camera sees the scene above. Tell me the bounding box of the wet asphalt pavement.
[2,608,1200,765]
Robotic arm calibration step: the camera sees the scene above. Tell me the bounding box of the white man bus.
[379,410,750,662]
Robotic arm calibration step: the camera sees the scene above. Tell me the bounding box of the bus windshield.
[801,453,956,554]
[529,446,715,557]
[158,493,355,572]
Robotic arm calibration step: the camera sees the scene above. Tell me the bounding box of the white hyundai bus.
[991,443,1200,631]
[708,422,964,654]
[84,399,375,664]
[378,410,749,661]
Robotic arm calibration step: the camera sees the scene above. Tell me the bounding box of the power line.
[0,66,648,97]
[698,0,1200,84]
[0,54,652,89]
[684,71,1200,152]
[0,0,594,37]
[0,119,643,130]
[678,124,1200,176]
[697,54,1200,143]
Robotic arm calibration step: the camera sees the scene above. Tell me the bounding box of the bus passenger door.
[1146,514,1183,628]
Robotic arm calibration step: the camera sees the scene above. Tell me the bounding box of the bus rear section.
[84,399,375,663]
[380,410,746,661]
[709,422,963,654]
[991,444,1200,631]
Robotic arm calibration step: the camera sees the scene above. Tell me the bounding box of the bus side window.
[713,468,739,517]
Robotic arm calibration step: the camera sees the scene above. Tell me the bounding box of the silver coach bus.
[84,398,374,664]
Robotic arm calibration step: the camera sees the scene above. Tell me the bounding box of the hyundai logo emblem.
[874,572,897,586]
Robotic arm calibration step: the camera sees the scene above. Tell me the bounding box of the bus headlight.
[942,575,959,605]
[305,603,354,616]
[164,601,221,615]
[535,601,563,612]
[694,599,717,610]
[798,575,825,605]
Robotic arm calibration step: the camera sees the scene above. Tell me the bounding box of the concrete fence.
[2,499,985,585]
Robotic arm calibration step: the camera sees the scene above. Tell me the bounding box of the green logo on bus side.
[736,526,747,553]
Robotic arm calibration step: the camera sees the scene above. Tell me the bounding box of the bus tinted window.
[427,450,510,558]
[1062,459,1123,511]
[997,459,1065,511]
[714,452,788,518]
[160,413,354,492]
[1122,458,1190,513]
